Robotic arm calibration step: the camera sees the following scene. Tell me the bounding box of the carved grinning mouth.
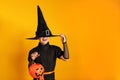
[35,73,41,77]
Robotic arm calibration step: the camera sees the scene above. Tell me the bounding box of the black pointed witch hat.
[27,5,59,40]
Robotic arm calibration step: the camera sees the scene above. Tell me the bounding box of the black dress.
[28,42,63,80]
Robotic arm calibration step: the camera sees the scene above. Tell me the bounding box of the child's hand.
[60,34,66,43]
[31,52,40,60]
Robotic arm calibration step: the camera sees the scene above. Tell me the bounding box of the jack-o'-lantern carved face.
[29,63,44,78]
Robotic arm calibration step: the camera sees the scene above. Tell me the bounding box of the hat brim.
[26,35,60,40]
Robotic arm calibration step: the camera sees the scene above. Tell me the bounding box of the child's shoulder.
[29,46,38,52]
[50,45,61,50]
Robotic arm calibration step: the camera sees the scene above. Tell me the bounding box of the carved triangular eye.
[36,68,39,70]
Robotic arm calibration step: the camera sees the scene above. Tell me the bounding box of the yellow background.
[0,0,120,80]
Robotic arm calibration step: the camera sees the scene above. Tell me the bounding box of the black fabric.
[33,73,55,80]
[44,73,55,80]
[63,43,69,59]
[28,42,63,80]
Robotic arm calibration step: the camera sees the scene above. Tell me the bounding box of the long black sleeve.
[28,48,37,67]
[63,42,69,59]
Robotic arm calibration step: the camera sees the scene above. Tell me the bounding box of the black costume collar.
[38,42,49,48]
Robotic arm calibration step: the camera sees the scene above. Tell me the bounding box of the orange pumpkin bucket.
[29,63,44,80]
